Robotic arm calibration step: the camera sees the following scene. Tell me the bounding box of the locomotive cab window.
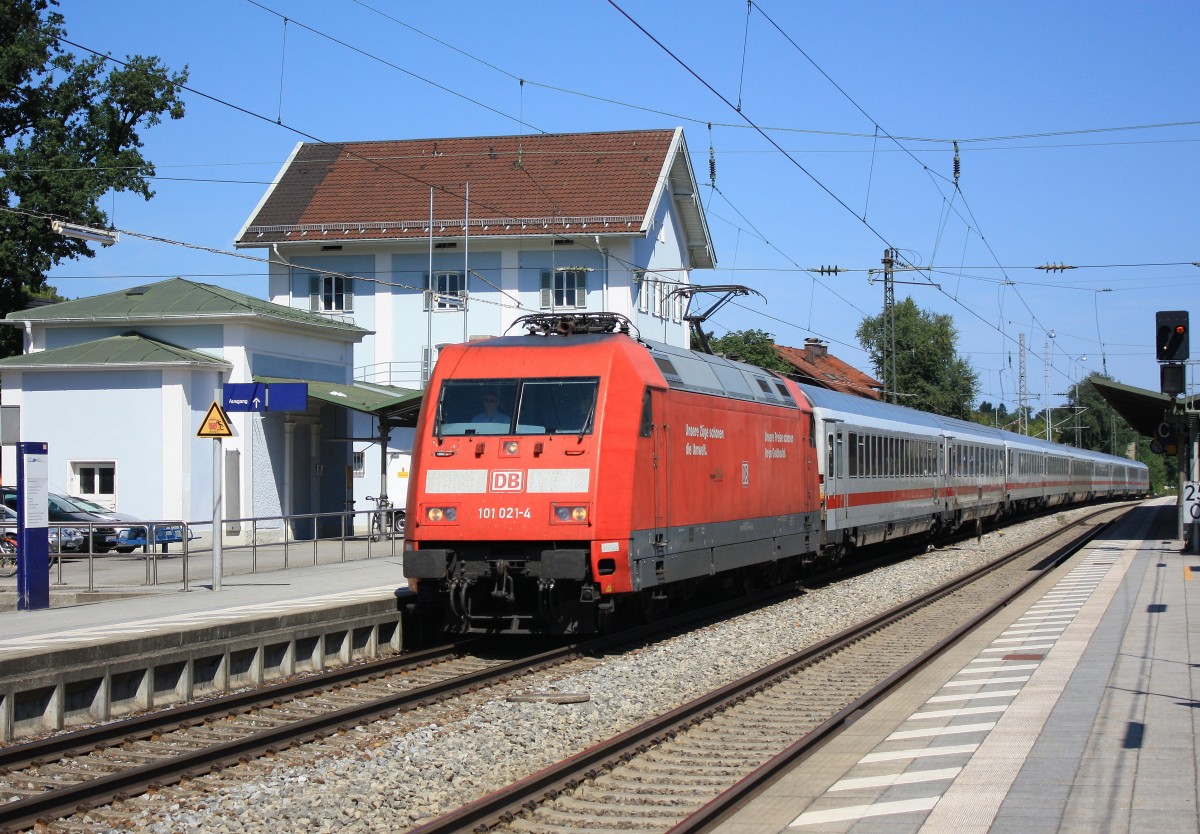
[435,378,599,436]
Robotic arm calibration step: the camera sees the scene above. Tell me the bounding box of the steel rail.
[0,581,802,832]
[0,642,585,833]
[0,642,463,772]
[667,503,1125,833]
[406,503,1128,834]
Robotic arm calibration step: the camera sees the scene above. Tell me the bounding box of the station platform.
[716,498,1197,833]
[0,553,408,651]
[0,554,410,741]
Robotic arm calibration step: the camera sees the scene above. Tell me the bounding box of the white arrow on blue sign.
[223,383,267,412]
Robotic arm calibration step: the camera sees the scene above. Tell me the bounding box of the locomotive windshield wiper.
[578,402,595,442]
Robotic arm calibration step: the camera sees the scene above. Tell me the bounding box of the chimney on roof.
[804,337,828,359]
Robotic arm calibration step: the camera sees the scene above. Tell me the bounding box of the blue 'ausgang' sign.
[223,383,267,412]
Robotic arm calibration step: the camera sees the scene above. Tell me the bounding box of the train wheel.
[825,544,846,572]
[638,589,668,623]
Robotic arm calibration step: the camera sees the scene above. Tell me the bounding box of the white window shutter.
[343,277,354,312]
[577,272,587,308]
[540,271,553,308]
[309,273,320,311]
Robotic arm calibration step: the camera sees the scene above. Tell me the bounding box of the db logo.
[490,470,524,492]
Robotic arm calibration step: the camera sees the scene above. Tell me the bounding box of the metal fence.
[0,508,404,593]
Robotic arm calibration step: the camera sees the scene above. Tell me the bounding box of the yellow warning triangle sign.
[197,401,234,438]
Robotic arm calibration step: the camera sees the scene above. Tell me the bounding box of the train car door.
[823,421,844,530]
[646,388,669,550]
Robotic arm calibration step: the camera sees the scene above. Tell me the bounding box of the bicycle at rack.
[365,495,406,541]
[0,533,15,577]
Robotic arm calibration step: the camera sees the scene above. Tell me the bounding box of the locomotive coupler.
[491,562,516,601]
[537,579,556,622]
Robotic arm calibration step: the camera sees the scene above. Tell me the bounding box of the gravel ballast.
[72,507,1112,833]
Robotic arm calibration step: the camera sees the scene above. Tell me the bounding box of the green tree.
[0,0,187,355]
[1059,373,1137,454]
[707,329,794,374]
[856,297,979,416]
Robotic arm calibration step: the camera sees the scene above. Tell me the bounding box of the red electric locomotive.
[403,313,822,634]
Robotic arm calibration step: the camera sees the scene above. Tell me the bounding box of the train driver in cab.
[472,392,509,424]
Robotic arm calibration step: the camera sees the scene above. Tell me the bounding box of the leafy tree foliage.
[0,0,186,355]
[856,298,979,417]
[1053,373,1135,453]
[707,329,793,374]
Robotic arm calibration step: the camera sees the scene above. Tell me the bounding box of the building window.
[424,271,466,311]
[73,462,116,508]
[352,451,365,478]
[308,273,353,312]
[540,270,587,309]
[635,271,649,313]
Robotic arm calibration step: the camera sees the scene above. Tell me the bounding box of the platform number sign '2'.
[1185,482,1200,523]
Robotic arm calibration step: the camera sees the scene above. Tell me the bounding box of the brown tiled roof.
[775,340,882,400]
[237,129,696,249]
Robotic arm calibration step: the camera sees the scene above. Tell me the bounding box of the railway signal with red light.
[1155,310,1189,362]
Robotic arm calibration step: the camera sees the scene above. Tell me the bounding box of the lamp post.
[1073,355,1088,447]
[50,220,119,245]
[1044,330,1056,440]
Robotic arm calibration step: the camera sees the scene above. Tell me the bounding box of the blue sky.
[45,0,1199,410]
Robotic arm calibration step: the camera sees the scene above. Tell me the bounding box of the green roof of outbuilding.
[0,332,231,370]
[5,277,368,335]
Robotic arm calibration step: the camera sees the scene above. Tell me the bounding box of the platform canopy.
[1089,376,1199,438]
[254,376,423,425]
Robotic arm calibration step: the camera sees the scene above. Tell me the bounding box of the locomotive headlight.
[503,441,520,456]
[551,504,588,524]
[425,506,458,523]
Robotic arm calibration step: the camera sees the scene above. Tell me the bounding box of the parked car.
[0,488,118,554]
[0,504,85,553]
[65,496,148,554]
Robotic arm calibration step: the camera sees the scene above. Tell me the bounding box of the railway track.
[407,503,1130,834]
[0,572,809,832]
[0,503,1130,832]
[0,641,594,833]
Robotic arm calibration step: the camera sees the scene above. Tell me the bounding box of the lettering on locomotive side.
[684,424,726,440]
[685,423,725,456]
[764,430,795,459]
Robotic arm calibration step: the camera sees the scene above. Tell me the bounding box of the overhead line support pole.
[882,249,896,405]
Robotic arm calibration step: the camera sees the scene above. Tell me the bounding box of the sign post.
[197,402,234,591]
[16,442,49,610]
[1185,482,1199,522]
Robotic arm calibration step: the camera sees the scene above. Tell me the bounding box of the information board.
[17,441,49,610]
[20,446,48,529]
